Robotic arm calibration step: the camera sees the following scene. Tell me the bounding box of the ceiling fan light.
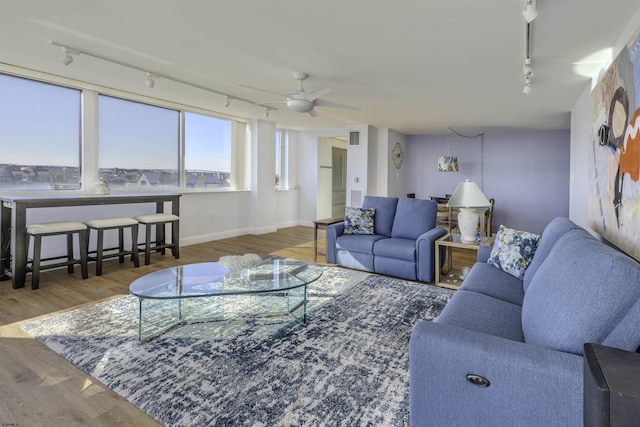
[287,98,314,113]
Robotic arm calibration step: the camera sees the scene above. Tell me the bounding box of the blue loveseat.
[325,196,446,282]
[409,217,640,426]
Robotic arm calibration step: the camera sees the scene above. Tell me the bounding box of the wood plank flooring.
[0,226,474,426]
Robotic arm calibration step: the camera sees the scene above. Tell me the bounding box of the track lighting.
[523,0,538,23]
[145,72,157,88]
[49,40,272,117]
[523,78,532,95]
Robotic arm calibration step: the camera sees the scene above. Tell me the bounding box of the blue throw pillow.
[487,225,540,279]
[344,207,376,235]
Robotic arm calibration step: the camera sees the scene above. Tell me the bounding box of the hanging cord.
[447,126,485,189]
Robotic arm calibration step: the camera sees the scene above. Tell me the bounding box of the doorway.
[317,137,347,219]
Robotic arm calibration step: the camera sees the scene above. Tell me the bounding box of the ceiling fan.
[239,72,360,117]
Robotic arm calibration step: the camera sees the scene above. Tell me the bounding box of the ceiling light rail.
[49,40,269,112]
[522,0,536,95]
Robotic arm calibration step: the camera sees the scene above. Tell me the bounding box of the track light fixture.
[145,72,157,88]
[523,78,532,95]
[523,58,533,78]
[48,40,273,117]
[59,47,79,65]
[523,0,538,23]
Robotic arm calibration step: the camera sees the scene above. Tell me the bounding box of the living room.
[2,1,640,426]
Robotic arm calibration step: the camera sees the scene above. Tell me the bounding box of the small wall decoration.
[589,29,640,260]
[392,142,404,169]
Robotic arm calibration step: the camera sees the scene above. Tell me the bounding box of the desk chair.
[27,222,89,290]
[85,217,140,275]
[133,213,180,265]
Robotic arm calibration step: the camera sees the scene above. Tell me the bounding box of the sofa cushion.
[459,263,525,306]
[523,217,582,292]
[391,198,437,239]
[522,229,640,355]
[343,207,375,235]
[487,225,540,279]
[373,237,416,261]
[436,290,524,342]
[336,234,386,254]
[362,196,398,237]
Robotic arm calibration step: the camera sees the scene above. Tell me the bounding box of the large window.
[0,74,81,190]
[98,95,180,189]
[184,112,232,188]
[275,129,288,189]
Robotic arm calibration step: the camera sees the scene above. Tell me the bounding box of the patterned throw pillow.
[487,225,540,279]
[343,207,376,235]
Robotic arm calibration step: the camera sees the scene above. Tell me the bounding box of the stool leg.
[144,223,152,265]
[131,224,140,267]
[78,229,88,279]
[32,235,41,290]
[66,233,75,274]
[118,227,125,264]
[96,229,104,276]
[158,222,166,255]
[172,220,180,259]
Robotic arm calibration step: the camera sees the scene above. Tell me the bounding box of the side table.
[435,233,494,289]
[313,216,344,261]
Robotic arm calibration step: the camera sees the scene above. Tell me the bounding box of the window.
[184,112,232,189]
[98,95,180,189]
[0,73,81,190]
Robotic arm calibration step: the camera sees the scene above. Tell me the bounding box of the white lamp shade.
[438,156,459,172]
[447,180,490,208]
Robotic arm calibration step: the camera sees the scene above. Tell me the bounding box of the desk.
[0,193,180,289]
[435,233,494,289]
[313,216,344,261]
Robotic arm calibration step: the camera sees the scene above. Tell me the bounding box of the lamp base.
[457,208,479,243]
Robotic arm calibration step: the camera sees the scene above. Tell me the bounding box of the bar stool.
[84,217,140,276]
[26,222,89,290]
[133,213,180,265]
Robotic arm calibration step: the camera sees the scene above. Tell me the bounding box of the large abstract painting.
[590,29,640,260]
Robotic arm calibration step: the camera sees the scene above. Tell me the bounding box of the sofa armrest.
[409,321,583,427]
[415,227,447,282]
[477,245,493,262]
[325,222,344,264]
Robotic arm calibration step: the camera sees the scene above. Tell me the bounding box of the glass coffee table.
[129,259,323,342]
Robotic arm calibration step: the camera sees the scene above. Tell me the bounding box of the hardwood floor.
[0,225,474,426]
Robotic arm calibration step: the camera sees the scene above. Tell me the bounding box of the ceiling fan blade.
[301,87,332,102]
[314,99,361,111]
[308,108,319,117]
[237,83,285,97]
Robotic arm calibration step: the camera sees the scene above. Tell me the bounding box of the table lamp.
[447,179,491,243]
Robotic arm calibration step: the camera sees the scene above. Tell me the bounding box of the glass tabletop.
[129,259,323,299]
[440,233,494,246]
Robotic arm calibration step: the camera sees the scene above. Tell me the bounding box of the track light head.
[59,47,78,65]
[523,0,538,23]
[224,96,231,107]
[145,73,156,88]
[523,58,533,78]
[523,78,532,95]
[264,108,270,118]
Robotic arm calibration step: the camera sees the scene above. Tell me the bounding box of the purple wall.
[405,130,570,235]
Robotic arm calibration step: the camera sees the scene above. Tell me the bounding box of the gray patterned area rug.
[22,266,453,427]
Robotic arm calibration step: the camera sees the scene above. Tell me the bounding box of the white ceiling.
[1,0,638,135]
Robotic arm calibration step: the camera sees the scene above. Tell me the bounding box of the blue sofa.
[409,217,640,426]
[325,196,446,282]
